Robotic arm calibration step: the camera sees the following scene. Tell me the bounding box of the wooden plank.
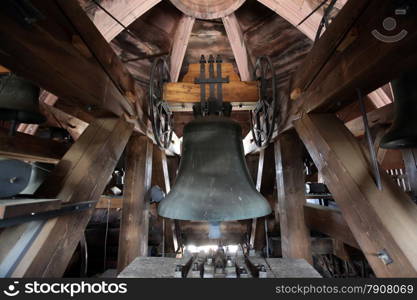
[222,13,253,81]
[0,1,144,134]
[182,63,240,82]
[96,196,123,209]
[57,0,146,126]
[345,103,393,137]
[117,134,153,273]
[92,0,161,42]
[170,15,195,82]
[0,199,60,220]
[294,113,417,277]
[283,0,417,133]
[0,128,69,164]
[164,81,259,103]
[9,118,133,277]
[304,204,359,249]
[0,65,10,74]
[274,130,312,263]
[257,0,325,40]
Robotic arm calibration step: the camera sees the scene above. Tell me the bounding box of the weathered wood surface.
[222,13,253,81]
[0,0,146,134]
[118,135,153,273]
[295,113,417,277]
[304,204,359,249]
[170,0,245,19]
[9,118,133,277]
[92,0,161,42]
[345,103,393,137]
[0,129,68,164]
[274,131,312,264]
[281,0,417,134]
[170,15,195,82]
[0,199,60,220]
[164,81,258,103]
[96,196,123,209]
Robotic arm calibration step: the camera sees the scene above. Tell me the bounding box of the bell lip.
[157,210,272,222]
[380,137,417,149]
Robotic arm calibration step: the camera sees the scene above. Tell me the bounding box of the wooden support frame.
[295,113,417,277]
[5,117,133,277]
[304,204,359,249]
[222,13,253,81]
[284,0,417,133]
[274,130,312,263]
[0,0,146,134]
[170,15,195,82]
[117,134,153,273]
[0,129,69,164]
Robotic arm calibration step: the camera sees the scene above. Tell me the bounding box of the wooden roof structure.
[0,0,416,278]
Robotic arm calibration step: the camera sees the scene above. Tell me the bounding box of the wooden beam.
[294,113,417,277]
[96,196,123,209]
[0,1,146,134]
[164,81,258,103]
[8,117,133,277]
[0,199,60,220]
[170,0,245,20]
[304,203,359,249]
[170,15,195,82]
[0,65,10,74]
[257,0,324,40]
[285,0,417,133]
[0,129,69,164]
[92,0,161,42]
[117,134,153,272]
[274,130,312,263]
[345,103,393,137]
[222,13,253,81]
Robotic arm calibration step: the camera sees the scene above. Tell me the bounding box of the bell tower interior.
[0,0,417,282]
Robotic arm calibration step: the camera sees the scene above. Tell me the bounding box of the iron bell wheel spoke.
[149,57,173,149]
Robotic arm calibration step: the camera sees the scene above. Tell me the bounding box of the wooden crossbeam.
[284,0,417,133]
[0,129,69,164]
[117,134,153,273]
[295,113,417,277]
[7,118,133,277]
[164,81,258,103]
[274,131,312,263]
[0,199,60,220]
[304,203,359,249]
[92,0,161,42]
[0,0,146,134]
[222,13,253,81]
[96,196,123,209]
[345,103,393,137]
[170,15,195,82]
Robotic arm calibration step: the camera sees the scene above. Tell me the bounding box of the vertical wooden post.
[117,134,153,272]
[294,113,417,277]
[274,130,312,264]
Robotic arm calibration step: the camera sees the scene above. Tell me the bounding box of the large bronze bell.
[158,116,272,221]
[0,74,44,124]
[380,69,417,149]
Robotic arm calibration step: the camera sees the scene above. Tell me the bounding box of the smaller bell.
[380,69,417,149]
[0,74,45,124]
